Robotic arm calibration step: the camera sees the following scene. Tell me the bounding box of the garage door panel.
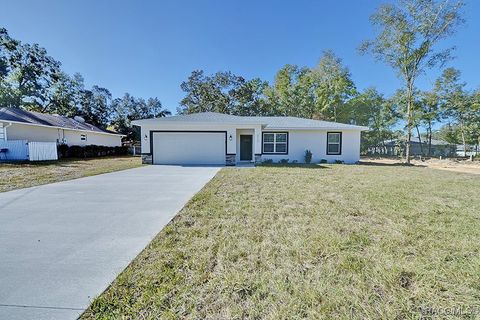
[153,132,225,165]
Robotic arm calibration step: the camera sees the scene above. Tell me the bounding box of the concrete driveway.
[0,165,221,320]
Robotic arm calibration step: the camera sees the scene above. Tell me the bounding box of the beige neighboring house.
[0,107,123,147]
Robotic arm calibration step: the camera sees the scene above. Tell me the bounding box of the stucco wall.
[260,130,361,164]
[6,123,62,142]
[63,130,122,147]
[137,122,362,164]
[4,122,122,147]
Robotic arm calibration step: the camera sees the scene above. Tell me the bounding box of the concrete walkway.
[0,165,221,320]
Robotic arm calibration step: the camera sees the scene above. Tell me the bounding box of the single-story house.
[132,112,368,165]
[0,107,123,147]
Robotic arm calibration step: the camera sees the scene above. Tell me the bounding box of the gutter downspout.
[3,122,12,141]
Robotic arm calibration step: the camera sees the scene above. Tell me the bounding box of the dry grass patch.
[82,165,480,319]
[0,156,142,192]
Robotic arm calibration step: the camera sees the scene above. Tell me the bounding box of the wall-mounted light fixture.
[229,134,233,141]
[144,134,148,141]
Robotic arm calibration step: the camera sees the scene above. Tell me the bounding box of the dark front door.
[240,135,253,161]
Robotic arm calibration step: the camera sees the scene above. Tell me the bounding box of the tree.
[6,42,61,109]
[179,70,271,116]
[111,94,170,140]
[77,85,112,128]
[42,72,85,116]
[230,78,269,116]
[179,70,243,114]
[435,68,473,156]
[311,51,357,122]
[418,89,443,155]
[349,88,400,153]
[360,0,465,163]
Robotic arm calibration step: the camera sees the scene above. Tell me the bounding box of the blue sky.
[1,0,479,114]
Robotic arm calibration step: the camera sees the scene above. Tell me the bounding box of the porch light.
[144,134,148,141]
[229,134,233,141]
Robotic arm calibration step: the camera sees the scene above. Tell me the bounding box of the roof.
[132,112,369,130]
[0,107,123,136]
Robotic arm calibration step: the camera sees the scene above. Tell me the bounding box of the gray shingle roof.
[132,112,368,130]
[0,107,122,135]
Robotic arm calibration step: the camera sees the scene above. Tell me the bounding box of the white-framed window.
[263,132,288,154]
[80,134,87,141]
[327,132,341,155]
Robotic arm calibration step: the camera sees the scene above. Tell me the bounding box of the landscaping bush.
[279,159,289,164]
[319,159,328,164]
[304,149,313,164]
[335,159,344,164]
[57,144,69,158]
[56,144,128,158]
[262,159,273,164]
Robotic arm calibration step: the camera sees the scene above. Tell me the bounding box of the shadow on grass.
[358,161,425,168]
[0,156,136,168]
[256,163,329,169]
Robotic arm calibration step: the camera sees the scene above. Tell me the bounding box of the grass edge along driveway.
[0,156,142,192]
[81,164,480,319]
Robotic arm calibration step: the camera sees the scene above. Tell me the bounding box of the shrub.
[57,145,128,158]
[279,159,289,164]
[319,159,328,164]
[291,160,298,164]
[262,159,273,164]
[57,144,69,158]
[304,149,313,164]
[335,159,344,164]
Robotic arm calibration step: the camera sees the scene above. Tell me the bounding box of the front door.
[240,135,253,161]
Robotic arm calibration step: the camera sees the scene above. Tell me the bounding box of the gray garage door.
[152,132,226,165]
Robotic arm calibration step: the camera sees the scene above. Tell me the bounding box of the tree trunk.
[405,85,414,164]
[416,124,423,156]
[428,122,432,157]
[460,120,467,157]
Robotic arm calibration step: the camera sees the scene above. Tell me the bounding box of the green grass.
[0,156,142,192]
[82,164,480,319]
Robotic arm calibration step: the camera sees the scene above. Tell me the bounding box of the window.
[263,132,288,154]
[80,134,87,141]
[327,132,341,155]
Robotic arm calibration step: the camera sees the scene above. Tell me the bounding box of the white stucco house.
[132,112,368,165]
[0,107,123,147]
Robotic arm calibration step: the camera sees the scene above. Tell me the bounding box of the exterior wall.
[6,123,62,142]
[260,130,361,164]
[138,123,363,165]
[0,122,4,141]
[63,130,122,147]
[3,122,122,147]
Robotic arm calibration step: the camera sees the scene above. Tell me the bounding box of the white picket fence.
[0,140,58,161]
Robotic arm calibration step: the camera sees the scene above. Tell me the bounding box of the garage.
[152,131,226,165]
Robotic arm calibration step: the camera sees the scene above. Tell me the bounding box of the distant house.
[380,138,457,157]
[0,107,123,147]
[456,144,479,157]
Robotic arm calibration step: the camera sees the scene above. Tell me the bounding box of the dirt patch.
[361,157,480,175]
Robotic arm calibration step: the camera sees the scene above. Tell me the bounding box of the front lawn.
[82,165,480,319]
[0,156,142,192]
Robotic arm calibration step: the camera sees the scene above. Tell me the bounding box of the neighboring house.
[0,107,123,147]
[456,144,479,157]
[379,138,457,157]
[132,112,368,165]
